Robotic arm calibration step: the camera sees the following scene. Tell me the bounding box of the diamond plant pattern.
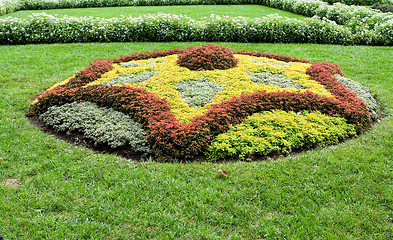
[27,45,376,161]
[84,53,330,122]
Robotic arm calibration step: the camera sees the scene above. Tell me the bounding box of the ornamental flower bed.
[27,44,379,161]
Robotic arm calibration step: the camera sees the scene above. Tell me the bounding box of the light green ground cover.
[0,42,392,239]
[0,4,307,20]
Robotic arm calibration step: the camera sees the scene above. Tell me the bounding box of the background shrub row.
[2,0,393,16]
[372,2,393,13]
[1,13,391,45]
[322,0,392,5]
[1,0,393,45]
[27,48,373,161]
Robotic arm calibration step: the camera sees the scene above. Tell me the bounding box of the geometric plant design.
[27,44,379,161]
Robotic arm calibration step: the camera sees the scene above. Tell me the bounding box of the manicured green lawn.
[0,4,307,20]
[0,42,392,239]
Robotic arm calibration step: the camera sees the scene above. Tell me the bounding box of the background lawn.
[0,4,307,20]
[0,41,392,239]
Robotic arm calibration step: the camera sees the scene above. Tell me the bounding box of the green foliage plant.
[207,110,356,161]
[372,2,393,12]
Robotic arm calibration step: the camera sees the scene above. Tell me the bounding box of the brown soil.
[1,178,24,187]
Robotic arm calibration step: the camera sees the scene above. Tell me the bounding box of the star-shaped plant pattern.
[27,45,377,161]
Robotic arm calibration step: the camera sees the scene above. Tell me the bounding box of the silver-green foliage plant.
[206,110,356,161]
[39,101,151,153]
[335,74,380,120]
[175,77,225,109]
[247,71,304,89]
[101,71,157,86]
[120,61,162,68]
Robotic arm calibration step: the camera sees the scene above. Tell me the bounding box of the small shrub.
[177,44,238,70]
[372,2,393,13]
[207,110,356,161]
[323,0,391,5]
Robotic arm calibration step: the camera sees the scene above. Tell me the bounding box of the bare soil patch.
[1,178,24,187]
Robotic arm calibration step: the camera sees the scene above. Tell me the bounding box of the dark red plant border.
[27,46,372,161]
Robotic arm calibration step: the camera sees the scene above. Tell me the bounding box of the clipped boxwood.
[27,45,379,161]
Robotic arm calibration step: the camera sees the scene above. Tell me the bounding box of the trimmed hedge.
[27,47,376,161]
[263,0,393,44]
[0,0,21,16]
[372,2,393,13]
[323,0,393,5]
[1,0,393,45]
[0,13,369,45]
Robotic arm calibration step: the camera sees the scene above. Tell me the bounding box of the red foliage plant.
[27,45,374,161]
[177,44,239,71]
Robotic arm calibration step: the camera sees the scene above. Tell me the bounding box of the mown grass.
[1,42,393,239]
[0,4,307,20]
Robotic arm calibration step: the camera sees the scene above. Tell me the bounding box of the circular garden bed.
[27,44,380,161]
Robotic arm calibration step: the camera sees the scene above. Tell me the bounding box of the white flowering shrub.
[0,0,22,16]
[18,0,253,11]
[0,13,356,44]
[1,0,392,45]
[39,101,151,153]
[120,61,162,68]
[375,19,393,44]
[322,0,393,5]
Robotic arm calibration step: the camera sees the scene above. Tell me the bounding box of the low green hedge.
[322,0,392,5]
[0,0,21,16]
[372,2,393,13]
[1,0,392,45]
[0,13,358,45]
